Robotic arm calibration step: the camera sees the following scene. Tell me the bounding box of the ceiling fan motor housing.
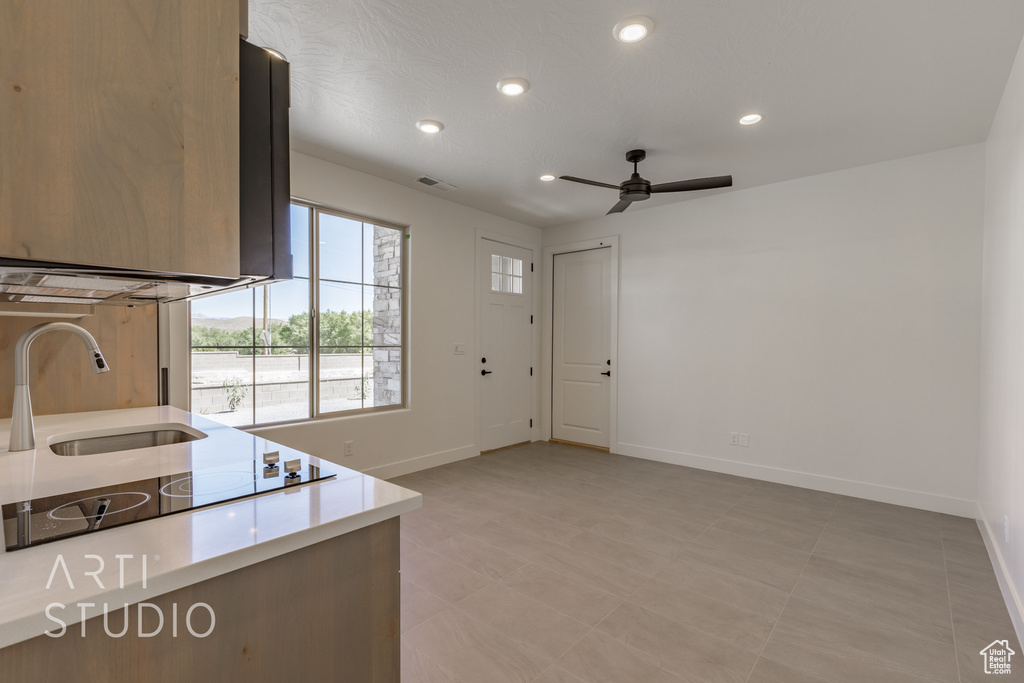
[620,173,651,200]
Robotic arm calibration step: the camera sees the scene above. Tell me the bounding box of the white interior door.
[479,239,533,452]
[552,247,611,448]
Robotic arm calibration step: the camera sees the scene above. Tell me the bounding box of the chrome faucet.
[9,322,110,452]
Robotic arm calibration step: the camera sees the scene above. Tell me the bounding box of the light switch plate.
[729,432,739,446]
[453,343,466,355]
[739,433,750,447]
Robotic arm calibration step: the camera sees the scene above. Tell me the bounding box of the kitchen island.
[0,406,420,681]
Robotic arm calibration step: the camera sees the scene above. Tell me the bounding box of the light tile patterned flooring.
[389,441,1022,683]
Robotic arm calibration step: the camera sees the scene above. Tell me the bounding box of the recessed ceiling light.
[739,114,763,126]
[539,174,556,182]
[614,16,654,43]
[416,120,444,134]
[497,78,530,96]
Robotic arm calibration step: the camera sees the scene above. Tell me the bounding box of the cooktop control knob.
[263,451,280,466]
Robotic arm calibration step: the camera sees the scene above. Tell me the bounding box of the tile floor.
[389,441,1022,683]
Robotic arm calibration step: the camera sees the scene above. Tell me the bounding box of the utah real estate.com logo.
[980,639,1015,675]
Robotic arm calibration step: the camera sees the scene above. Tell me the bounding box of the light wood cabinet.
[0,0,240,279]
[0,518,401,682]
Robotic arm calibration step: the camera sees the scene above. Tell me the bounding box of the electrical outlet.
[729,432,739,446]
[739,433,750,447]
[344,441,354,457]
[453,343,466,355]
[1006,515,1010,544]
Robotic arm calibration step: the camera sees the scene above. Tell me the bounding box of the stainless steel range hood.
[0,263,265,306]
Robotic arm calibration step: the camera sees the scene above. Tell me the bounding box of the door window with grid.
[491,254,523,294]
[189,203,406,426]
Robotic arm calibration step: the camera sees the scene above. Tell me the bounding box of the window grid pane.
[318,347,365,414]
[190,204,402,426]
[490,254,523,294]
[319,276,402,288]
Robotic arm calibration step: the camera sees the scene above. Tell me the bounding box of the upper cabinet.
[0,0,241,279]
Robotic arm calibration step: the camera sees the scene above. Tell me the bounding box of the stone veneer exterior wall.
[372,226,402,406]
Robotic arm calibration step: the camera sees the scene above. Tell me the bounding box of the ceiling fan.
[560,150,733,215]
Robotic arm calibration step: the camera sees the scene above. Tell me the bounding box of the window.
[491,254,523,294]
[189,202,406,426]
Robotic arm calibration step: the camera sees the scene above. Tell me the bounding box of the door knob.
[601,371,611,376]
[481,369,493,376]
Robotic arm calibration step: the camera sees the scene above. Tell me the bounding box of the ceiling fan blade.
[560,176,620,190]
[607,199,632,215]
[649,175,733,193]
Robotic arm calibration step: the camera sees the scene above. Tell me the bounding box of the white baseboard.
[976,505,1024,646]
[362,444,479,480]
[615,442,976,517]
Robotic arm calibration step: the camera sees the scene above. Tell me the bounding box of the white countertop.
[0,406,421,649]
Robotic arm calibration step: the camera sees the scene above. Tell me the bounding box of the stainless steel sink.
[50,426,207,456]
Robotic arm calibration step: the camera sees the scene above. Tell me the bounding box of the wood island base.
[0,518,400,682]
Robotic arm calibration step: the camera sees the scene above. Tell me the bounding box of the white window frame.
[184,199,408,427]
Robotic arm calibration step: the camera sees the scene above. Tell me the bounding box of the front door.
[552,247,611,448]
[478,239,533,452]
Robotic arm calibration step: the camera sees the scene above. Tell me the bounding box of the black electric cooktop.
[1,459,335,551]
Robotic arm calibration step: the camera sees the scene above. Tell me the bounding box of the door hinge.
[530,367,533,376]
[530,419,533,428]
[531,262,534,272]
[530,315,533,324]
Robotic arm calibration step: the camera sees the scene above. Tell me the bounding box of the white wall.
[250,151,541,477]
[544,144,985,516]
[979,34,1024,640]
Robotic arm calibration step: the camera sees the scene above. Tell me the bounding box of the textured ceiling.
[249,0,1024,228]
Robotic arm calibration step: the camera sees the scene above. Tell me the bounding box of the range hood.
[0,265,263,306]
[0,39,291,307]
